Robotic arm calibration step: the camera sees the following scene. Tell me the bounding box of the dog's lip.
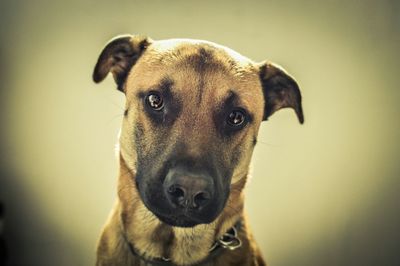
[153,212,207,228]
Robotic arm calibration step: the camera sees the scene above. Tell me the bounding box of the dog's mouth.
[142,194,220,227]
[153,212,204,228]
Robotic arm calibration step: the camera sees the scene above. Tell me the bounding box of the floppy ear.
[259,61,304,124]
[92,34,152,92]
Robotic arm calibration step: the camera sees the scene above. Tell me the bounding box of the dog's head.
[93,35,303,227]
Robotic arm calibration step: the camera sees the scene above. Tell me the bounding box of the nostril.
[193,191,211,209]
[168,185,185,200]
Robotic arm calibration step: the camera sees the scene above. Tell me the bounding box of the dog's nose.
[163,169,214,210]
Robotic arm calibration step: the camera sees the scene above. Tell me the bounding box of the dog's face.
[93,35,303,227]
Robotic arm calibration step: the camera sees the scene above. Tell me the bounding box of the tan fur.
[97,156,265,266]
[96,39,270,266]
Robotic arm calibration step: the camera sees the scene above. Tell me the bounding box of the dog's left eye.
[146,92,164,111]
[227,109,247,127]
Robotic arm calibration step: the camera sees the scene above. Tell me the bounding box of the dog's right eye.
[146,92,164,111]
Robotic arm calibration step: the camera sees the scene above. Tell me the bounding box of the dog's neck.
[117,155,246,265]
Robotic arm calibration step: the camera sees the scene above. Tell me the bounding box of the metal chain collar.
[128,223,242,265]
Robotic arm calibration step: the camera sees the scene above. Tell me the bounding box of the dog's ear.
[92,35,152,92]
[259,61,304,124]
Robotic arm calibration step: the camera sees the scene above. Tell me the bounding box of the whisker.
[256,140,281,147]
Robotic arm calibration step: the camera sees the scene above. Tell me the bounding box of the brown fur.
[96,155,264,266]
[94,36,303,266]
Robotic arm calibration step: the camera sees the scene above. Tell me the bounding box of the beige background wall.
[0,0,399,265]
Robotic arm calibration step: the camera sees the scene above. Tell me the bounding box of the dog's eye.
[146,92,164,111]
[227,109,247,127]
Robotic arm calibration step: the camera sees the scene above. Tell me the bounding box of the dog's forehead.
[126,39,264,118]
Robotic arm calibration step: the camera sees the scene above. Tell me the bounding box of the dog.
[92,34,303,266]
